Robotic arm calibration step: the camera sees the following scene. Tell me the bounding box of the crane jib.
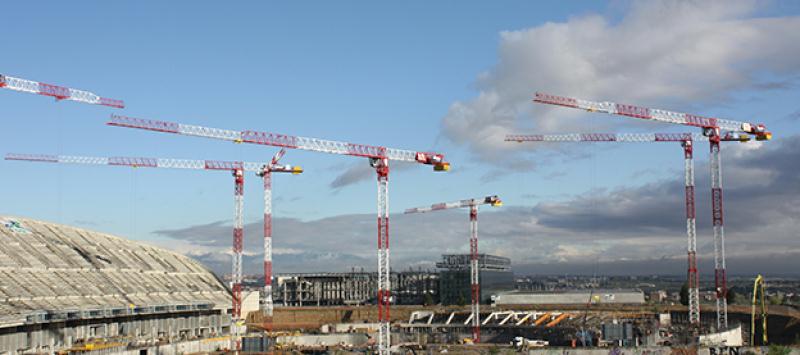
[107,115,447,166]
[533,92,768,137]
[1,74,125,108]
[5,153,275,173]
[108,157,158,168]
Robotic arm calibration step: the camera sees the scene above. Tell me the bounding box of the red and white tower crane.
[106,114,450,354]
[0,73,124,108]
[529,93,771,329]
[257,148,303,324]
[404,196,502,343]
[5,151,302,349]
[506,132,752,328]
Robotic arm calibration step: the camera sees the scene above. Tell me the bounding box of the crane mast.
[107,114,449,354]
[469,204,479,342]
[376,157,390,350]
[506,132,752,329]
[257,148,303,326]
[530,93,771,330]
[5,152,301,349]
[405,195,502,343]
[683,140,700,328]
[0,73,124,108]
[709,137,728,329]
[231,168,245,347]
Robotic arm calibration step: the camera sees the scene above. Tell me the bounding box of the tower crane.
[106,114,449,355]
[0,73,124,108]
[258,148,303,325]
[5,151,302,349]
[404,195,502,343]
[530,92,772,329]
[506,132,752,328]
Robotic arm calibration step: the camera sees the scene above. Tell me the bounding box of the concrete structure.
[396,270,439,305]
[273,256,518,308]
[493,289,645,306]
[649,290,668,303]
[241,290,260,317]
[602,322,636,346]
[275,270,438,306]
[277,333,369,348]
[404,309,584,346]
[522,348,795,355]
[437,254,514,305]
[0,216,231,354]
[276,272,375,306]
[699,325,744,346]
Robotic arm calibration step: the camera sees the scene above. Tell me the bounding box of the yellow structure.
[751,274,768,345]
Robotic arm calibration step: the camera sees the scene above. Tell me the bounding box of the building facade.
[274,270,439,306]
[436,254,514,305]
[0,216,231,354]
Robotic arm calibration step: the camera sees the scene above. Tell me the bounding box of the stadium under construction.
[0,216,231,353]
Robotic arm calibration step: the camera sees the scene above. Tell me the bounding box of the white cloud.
[442,0,800,161]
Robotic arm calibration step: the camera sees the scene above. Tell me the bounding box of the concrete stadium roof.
[0,216,230,327]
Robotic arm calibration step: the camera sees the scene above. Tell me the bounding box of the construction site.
[2,2,800,354]
[0,67,796,354]
[2,212,799,353]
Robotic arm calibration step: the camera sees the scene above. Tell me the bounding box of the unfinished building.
[0,216,231,354]
[436,254,514,305]
[273,254,515,307]
[274,270,439,306]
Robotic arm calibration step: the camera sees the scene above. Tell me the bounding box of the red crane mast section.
[404,195,502,343]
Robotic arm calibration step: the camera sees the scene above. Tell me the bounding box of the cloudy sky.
[1,1,798,276]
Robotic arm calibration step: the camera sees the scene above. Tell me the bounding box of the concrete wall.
[256,305,421,330]
[277,333,369,347]
[241,290,260,316]
[495,290,645,306]
[0,312,229,354]
[41,337,231,355]
[523,347,800,355]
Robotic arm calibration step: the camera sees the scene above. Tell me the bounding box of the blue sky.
[2,1,799,275]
